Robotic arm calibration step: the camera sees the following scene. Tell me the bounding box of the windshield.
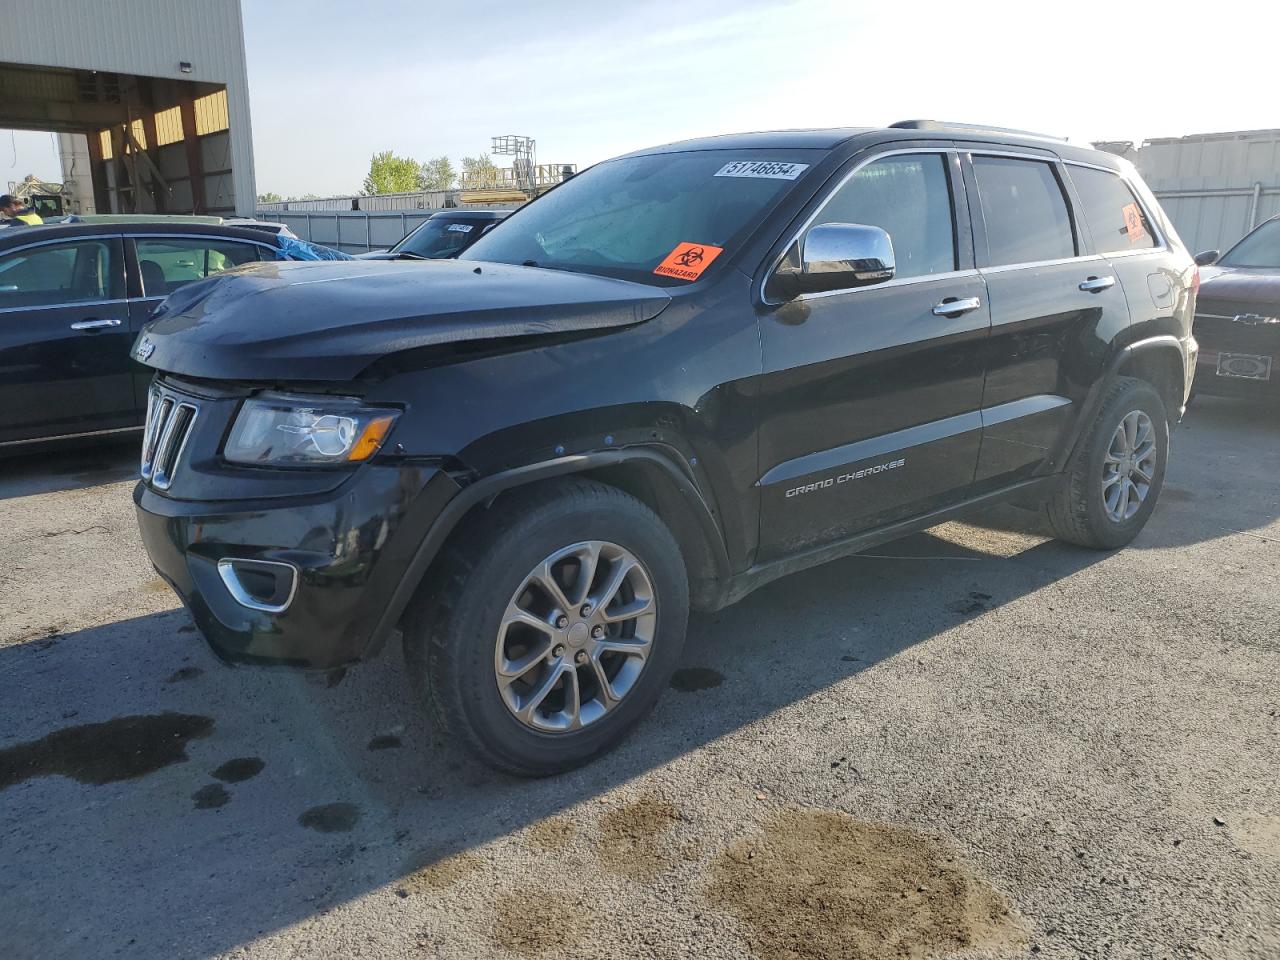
[1219,219,1280,268]
[393,218,489,258]
[459,149,823,285]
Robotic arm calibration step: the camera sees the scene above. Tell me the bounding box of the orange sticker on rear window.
[654,242,723,281]
[1122,202,1147,243]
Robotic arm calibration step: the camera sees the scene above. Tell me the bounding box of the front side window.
[136,238,262,297]
[0,238,123,309]
[973,157,1076,266]
[1219,219,1280,269]
[805,153,957,280]
[1067,165,1157,254]
[460,149,822,286]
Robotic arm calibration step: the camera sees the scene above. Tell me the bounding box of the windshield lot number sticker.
[446,223,474,233]
[655,242,724,281]
[714,161,808,180]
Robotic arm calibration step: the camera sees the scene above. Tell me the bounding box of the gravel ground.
[1,395,1277,960]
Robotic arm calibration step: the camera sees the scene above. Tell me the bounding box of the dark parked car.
[0,221,345,448]
[132,122,1197,775]
[355,209,508,260]
[1191,216,1280,402]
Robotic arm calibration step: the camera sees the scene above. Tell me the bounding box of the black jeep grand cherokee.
[134,122,1197,776]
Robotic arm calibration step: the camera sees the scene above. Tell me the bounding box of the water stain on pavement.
[670,667,725,692]
[705,808,1027,960]
[0,713,214,791]
[492,886,591,957]
[298,802,361,833]
[525,815,576,852]
[165,666,203,683]
[596,793,682,882]
[192,783,230,809]
[212,757,265,783]
[403,850,482,892]
[367,734,402,751]
[1228,812,1280,859]
[142,578,171,595]
[948,591,994,615]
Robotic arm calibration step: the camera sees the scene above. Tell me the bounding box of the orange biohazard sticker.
[654,242,724,281]
[1122,202,1147,244]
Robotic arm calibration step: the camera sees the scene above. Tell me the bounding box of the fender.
[1052,334,1188,471]
[362,445,732,658]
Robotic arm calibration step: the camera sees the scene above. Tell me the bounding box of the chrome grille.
[141,385,198,490]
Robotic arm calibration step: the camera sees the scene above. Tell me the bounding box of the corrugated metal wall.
[1118,130,1280,256]
[0,0,255,214]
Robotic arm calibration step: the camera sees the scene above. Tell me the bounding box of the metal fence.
[259,207,516,253]
[261,210,434,253]
[1152,185,1280,257]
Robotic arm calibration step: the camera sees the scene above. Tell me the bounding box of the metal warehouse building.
[1097,129,1280,256]
[0,0,255,216]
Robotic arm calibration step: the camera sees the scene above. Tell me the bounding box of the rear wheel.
[1047,377,1169,549]
[404,478,689,776]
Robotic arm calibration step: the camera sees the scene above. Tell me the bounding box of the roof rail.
[889,120,1067,143]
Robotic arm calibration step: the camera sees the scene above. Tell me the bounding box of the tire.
[403,477,689,777]
[1046,376,1169,549]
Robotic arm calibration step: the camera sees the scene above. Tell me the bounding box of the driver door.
[754,149,991,560]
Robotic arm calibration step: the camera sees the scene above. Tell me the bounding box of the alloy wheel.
[494,541,656,733]
[1102,409,1157,523]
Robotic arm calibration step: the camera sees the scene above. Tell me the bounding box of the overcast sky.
[4,0,1277,197]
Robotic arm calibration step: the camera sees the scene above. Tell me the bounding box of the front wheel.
[403,478,689,777]
[1047,377,1169,549]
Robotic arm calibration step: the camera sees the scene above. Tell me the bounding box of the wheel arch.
[1115,335,1187,424]
[1055,335,1187,472]
[364,447,731,660]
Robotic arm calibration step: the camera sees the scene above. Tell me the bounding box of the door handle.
[932,297,981,318]
[1079,276,1116,293]
[69,318,122,331]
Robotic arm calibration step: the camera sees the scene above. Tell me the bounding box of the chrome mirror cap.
[802,222,896,282]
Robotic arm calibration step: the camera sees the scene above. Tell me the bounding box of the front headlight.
[225,393,399,466]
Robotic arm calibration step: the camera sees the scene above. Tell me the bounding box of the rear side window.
[0,238,123,309]
[973,157,1075,266]
[807,153,956,280]
[136,238,262,297]
[1068,165,1157,253]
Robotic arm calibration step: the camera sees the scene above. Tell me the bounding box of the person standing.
[0,195,44,225]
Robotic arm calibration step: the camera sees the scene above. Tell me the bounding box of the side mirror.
[1194,250,1220,266]
[773,223,896,297]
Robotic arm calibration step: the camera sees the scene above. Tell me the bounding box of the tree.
[418,155,456,191]
[460,153,500,188]
[257,191,282,203]
[362,150,421,195]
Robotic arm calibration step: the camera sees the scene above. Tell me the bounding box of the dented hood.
[136,259,671,381]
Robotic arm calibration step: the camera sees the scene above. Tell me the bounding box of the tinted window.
[973,157,1075,266]
[461,150,820,286]
[806,154,956,280]
[136,238,262,296]
[1219,218,1280,269]
[1068,165,1156,253]
[0,239,123,309]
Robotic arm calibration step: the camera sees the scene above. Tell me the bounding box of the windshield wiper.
[394,251,429,260]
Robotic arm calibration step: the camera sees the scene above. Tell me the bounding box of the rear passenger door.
[1063,162,1171,334]
[755,149,991,560]
[0,235,133,444]
[963,151,1131,486]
